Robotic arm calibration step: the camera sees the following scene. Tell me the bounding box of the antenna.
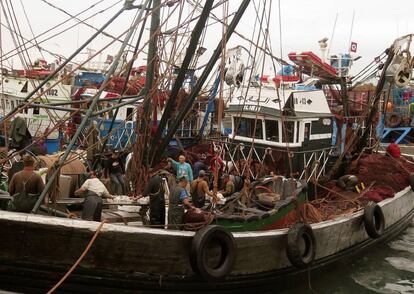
[348,10,356,54]
[327,13,338,57]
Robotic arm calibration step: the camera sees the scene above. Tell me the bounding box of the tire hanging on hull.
[286,223,316,268]
[409,173,414,191]
[363,204,385,238]
[190,225,237,281]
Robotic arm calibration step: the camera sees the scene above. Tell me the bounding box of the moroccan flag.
[350,42,358,53]
[106,55,114,64]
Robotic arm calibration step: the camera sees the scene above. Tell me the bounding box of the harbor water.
[283,219,414,294]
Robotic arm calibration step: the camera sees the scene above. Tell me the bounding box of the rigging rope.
[19,0,43,58]
[1,0,122,62]
[39,0,135,50]
[5,0,61,123]
[244,0,268,178]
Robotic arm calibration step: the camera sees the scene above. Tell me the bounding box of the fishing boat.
[0,166,413,292]
[0,0,414,293]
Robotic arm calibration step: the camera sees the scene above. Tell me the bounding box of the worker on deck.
[193,154,207,178]
[75,170,114,221]
[168,155,193,190]
[142,169,165,227]
[168,176,195,230]
[105,150,126,195]
[337,175,359,191]
[190,170,216,208]
[209,150,224,189]
[220,173,235,197]
[7,155,45,212]
[30,138,48,155]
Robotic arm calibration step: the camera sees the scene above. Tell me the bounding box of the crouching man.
[168,176,195,230]
[337,175,358,191]
[75,171,113,221]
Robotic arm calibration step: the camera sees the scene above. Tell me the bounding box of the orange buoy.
[386,101,393,112]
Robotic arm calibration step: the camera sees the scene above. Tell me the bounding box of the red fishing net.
[301,153,414,223]
[356,153,414,192]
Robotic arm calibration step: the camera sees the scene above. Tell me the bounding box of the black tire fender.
[190,225,237,281]
[409,173,414,191]
[286,223,316,269]
[364,204,385,238]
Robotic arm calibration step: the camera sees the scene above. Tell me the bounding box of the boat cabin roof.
[227,87,332,119]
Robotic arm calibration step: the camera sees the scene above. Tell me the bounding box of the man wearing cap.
[142,169,165,227]
[168,176,195,230]
[190,170,215,208]
[75,170,114,221]
[8,155,45,212]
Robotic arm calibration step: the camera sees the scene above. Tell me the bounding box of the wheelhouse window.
[234,117,263,139]
[304,123,311,142]
[296,121,300,143]
[265,119,279,142]
[282,121,295,143]
[33,102,40,115]
[126,107,133,120]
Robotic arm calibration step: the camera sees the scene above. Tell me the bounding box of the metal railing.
[299,148,335,182]
[212,139,335,180]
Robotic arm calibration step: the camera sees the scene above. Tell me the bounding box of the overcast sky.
[1,0,413,76]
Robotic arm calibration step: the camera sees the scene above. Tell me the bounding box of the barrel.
[37,152,87,198]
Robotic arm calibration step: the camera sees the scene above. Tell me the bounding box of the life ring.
[386,114,402,128]
[363,204,385,238]
[286,223,316,268]
[190,225,237,281]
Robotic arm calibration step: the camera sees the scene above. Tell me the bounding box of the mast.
[139,0,160,168]
[151,0,252,164]
[355,48,396,154]
[0,6,7,148]
[93,1,150,169]
[217,2,229,135]
[148,0,215,165]
[328,41,399,178]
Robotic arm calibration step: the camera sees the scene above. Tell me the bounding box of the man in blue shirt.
[168,176,194,230]
[168,155,193,183]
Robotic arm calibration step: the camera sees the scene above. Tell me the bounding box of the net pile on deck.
[356,153,414,193]
[302,153,414,223]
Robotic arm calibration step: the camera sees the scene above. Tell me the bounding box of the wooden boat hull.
[0,186,413,292]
